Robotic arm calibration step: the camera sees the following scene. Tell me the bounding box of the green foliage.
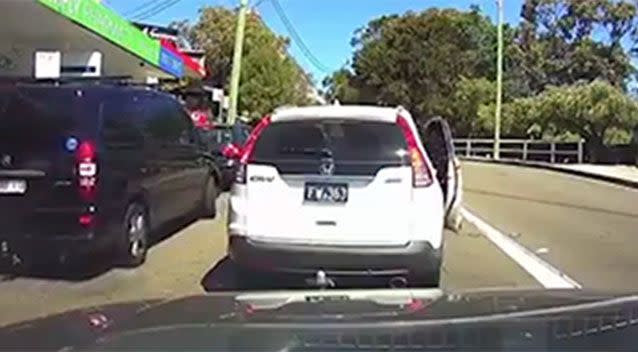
[477,96,540,137]
[173,7,312,120]
[450,77,496,136]
[322,0,638,147]
[514,0,637,92]
[348,8,498,121]
[321,68,360,103]
[604,127,633,144]
[491,80,638,160]
[239,43,312,115]
[537,81,638,137]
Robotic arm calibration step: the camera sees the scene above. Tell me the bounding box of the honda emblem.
[319,159,335,176]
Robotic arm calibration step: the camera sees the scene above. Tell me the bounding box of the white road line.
[461,208,581,289]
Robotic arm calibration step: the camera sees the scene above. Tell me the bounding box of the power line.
[123,0,158,17]
[269,0,331,73]
[132,0,183,21]
[270,0,330,73]
[132,0,179,20]
[253,0,268,8]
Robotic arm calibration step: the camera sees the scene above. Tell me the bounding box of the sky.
[105,0,524,82]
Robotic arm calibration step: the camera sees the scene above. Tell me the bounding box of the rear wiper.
[280,147,333,158]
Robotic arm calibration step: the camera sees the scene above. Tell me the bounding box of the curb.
[460,156,638,190]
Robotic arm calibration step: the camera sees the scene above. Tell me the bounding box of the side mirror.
[221,143,242,160]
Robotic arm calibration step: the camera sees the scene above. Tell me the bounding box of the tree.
[477,96,542,138]
[175,7,312,119]
[322,2,638,144]
[545,81,638,160]
[513,0,637,93]
[321,67,379,104]
[238,43,312,116]
[493,80,638,161]
[321,68,359,103]
[450,77,496,136]
[346,8,498,123]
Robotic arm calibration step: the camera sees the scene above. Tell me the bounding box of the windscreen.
[5,1,638,350]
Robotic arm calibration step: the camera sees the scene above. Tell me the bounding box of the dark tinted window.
[233,124,250,144]
[209,124,250,145]
[252,119,407,162]
[101,94,145,147]
[210,126,233,145]
[142,95,194,146]
[0,87,96,152]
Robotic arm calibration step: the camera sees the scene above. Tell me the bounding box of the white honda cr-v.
[227,105,461,287]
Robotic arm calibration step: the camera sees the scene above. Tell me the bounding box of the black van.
[0,82,221,267]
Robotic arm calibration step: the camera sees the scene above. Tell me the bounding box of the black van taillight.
[235,115,271,184]
[76,141,98,200]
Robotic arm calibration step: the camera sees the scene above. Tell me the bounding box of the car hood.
[1,288,636,350]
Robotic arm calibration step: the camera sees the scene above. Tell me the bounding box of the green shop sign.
[37,0,160,65]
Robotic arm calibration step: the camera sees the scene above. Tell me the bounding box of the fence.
[453,138,585,164]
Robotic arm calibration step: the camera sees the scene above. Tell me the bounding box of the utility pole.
[494,0,504,160]
[227,0,249,125]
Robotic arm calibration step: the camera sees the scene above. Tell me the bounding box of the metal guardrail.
[454,138,585,164]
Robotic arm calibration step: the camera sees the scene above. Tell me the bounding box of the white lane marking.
[461,208,581,289]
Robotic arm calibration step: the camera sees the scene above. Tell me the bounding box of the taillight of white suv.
[235,116,271,184]
[396,115,433,188]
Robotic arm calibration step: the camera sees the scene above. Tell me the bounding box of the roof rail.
[0,75,134,83]
[0,76,170,91]
[274,105,296,113]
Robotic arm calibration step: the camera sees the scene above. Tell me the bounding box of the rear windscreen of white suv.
[251,119,408,176]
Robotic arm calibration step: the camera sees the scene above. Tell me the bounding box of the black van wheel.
[117,203,149,268]
[200,176,218,219]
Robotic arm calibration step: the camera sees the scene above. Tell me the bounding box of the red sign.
[190,109,212,130]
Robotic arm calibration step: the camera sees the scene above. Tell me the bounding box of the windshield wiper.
[280,147,333,158]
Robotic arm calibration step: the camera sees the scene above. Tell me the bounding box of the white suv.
[227,105,461,287]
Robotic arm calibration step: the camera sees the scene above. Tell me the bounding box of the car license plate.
[304,182,348,203]
[0,179,27,194]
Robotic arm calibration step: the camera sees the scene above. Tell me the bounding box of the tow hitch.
[305,270,336,289]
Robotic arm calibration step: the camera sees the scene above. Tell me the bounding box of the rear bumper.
[0,230,114,258]
[228,236,441,276]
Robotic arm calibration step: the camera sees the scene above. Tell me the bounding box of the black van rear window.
[0,87,94,151]
[252,119,407,162]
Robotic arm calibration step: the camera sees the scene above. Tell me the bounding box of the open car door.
[421,117,463,232]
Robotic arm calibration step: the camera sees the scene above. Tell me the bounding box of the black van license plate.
[0,180,27,194]
[304,182,348,203]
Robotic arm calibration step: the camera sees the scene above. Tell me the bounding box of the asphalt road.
[1,161,635,327]
[463,161,638,291]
